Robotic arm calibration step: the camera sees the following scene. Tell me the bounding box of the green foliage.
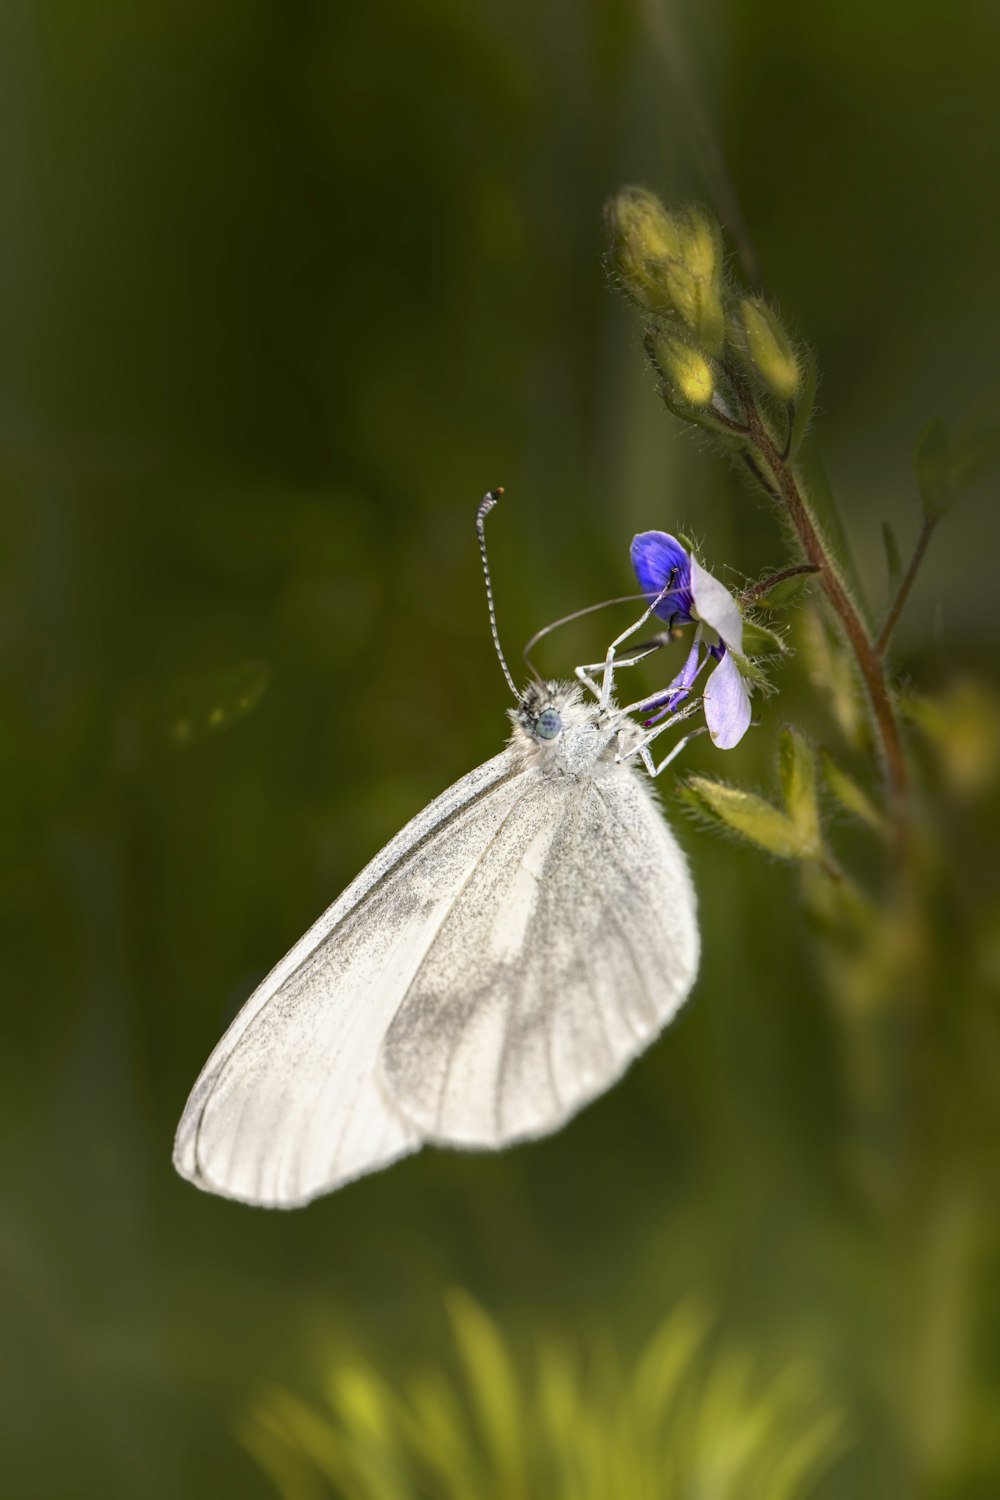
[880,521,902,596]
[820,750,884,832]
[913,392,1000,522]
[787,347,818,459]
[241,1297,849,1500]
[779,728,822,851]
[901,680,1000,800]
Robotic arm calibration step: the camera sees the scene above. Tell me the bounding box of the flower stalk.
[740,393,910,829]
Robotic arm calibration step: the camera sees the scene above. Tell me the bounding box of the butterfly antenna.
[522,592,664,674]
[476,488,520,700]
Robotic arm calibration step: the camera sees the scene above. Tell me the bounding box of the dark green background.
[3,1,998,1496]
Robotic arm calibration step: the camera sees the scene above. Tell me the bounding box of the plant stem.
[876,516,935,657]
[746,411,910,829]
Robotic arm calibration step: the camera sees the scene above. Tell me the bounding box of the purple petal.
[703,650,752,748]
[631,531,694,623]
[690,555,744,653]
[643,637,703,725]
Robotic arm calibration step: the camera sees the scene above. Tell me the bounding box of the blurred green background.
[3,1,999,1496]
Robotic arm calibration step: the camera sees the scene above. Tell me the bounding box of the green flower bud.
[670,204,726,353]
[645,325,714,406]
[606,187,683,314]
[737,297,801,401]
[606,190,726,353]
[681,777,823,862]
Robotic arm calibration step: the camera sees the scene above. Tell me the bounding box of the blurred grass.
[242,1294,849,1500]
[1,1,999,1497]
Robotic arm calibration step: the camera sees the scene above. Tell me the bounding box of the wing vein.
[393,788,542,1134]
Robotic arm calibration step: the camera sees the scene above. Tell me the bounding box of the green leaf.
[799,605,867,750]
[880,521,902,593]
[950,386,1000,493]
[778,728,822,851]
[731,650,774,695]
[751,568,818,610]
[820,749,885,831]
[910,394,1000,528]
[913,416,952,520]
[900,679,1000,800]
[788,346,818,459]
[682,776,822,862]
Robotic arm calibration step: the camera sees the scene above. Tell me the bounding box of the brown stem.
[876,516,935,658]
[746,412,910,831]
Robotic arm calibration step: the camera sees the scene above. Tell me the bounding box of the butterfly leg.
[625,720,707,778]
[616,701,702,769]
[575,641,666,704]
[574,663,603,702]
[597,590,672,708]
[645,726,707,777]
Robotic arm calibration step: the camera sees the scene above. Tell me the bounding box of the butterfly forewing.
[173,748,527,1206]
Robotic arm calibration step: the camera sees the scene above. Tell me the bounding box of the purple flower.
[631,530,752,749]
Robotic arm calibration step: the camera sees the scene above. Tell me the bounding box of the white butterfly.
[173,492,700,1207]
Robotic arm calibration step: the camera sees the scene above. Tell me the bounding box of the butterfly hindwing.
[380,765,698,1147]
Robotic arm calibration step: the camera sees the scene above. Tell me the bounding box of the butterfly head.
[513,680,565,742]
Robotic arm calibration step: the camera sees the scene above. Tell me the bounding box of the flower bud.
[681,776,825,863]
[737,297,801,401]
[606,190,726,353]
[645,325,714,407]
[676,203,722,285]
[669,205,726,353]
[606,187,683,313]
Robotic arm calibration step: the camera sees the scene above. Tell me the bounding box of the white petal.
[690,556,744,653]
[703,652,752,748]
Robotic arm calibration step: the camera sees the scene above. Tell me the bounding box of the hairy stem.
[876,516,935,657]
[746,411,910,829]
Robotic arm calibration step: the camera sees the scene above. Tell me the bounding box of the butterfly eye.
[534,707,562,740]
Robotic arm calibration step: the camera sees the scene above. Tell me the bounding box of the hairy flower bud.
[737,297,801,401]
[607,189,726,353]
[669,205,726,353]
[645,325,714,406]
[606,188,682,313]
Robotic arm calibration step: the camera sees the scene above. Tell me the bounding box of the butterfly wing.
[381,765,698,1147]
[173,748,528,1207]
